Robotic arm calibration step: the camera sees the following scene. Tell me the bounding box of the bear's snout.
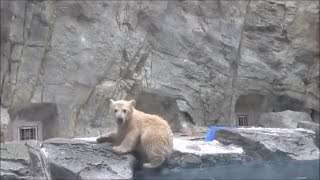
[116,117,123,125]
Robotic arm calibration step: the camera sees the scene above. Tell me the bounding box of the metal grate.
[19,126,37,140]
[238,115,248,126]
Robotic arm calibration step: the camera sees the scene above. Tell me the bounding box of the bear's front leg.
[113,129,139,154]
[96,132,117,144]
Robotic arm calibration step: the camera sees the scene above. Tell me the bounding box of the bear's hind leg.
[141,132,167,169]
[143,156,165,169]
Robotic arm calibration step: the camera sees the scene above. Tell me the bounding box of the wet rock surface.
[169,127,319,170]
[236,127,320,160]
[167,137,246,169]
[1,138,135,180]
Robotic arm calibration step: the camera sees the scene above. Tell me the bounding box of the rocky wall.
[1,0,319,138]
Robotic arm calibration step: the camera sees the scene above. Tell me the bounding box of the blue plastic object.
[204,126,221,141]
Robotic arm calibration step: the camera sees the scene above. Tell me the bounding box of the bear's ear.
[110,99,115,104]
[130,100,136,107]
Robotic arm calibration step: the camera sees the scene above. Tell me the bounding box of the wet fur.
[97,99,173,169]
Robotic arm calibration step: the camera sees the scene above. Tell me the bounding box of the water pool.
[134,160,319,180]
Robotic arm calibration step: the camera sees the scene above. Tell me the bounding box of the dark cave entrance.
[235,93,266,126]
[134,88,193,133]
[8,103,59,141]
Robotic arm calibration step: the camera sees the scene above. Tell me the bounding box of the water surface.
[134,160,319,180]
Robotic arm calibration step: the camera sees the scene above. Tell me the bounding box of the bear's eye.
[114,109,118,113]
[122,109,127,113]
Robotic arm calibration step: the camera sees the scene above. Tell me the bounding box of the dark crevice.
[228,0,251,125]
[182,111,195,125]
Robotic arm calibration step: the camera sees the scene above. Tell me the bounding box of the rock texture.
[0,108,10,142]
[169,127,319,170]
[297,121,320,148]
[42,138,135,180]
[1,0,319,137]
[1,127,319,179]
[168,137,246,169]
[1,141,47,180]
[0,138,135,180]
[257,110,313,128]
[236,127,319,160]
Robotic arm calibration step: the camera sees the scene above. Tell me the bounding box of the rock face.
[0,138,135,180]
[297,121,320,148]
[257,110,313,128]
[168,137,246,169]
[1,0,319,137]
[237,127,320,160]
[169,127,319,170]
[1,141,47,180]
[0,108,10,142]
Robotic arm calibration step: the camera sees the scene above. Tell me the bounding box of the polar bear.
[96,99,173,169]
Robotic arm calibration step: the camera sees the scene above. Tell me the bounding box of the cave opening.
[235,93,265,126]
[8,103,59,141]
[310,109,320,123]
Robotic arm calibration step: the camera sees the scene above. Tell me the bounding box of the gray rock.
[0,138,135,180]
[4,1,26,43]
[237,127,319,160]
[169,127,319,170]
[297,121,320,133]
[258,110,313,128]
[0,107,10,125]
[42,138,135,180]
[1,107,10,142]
[0,141,46,180]
[297,121,320,148]
[10,46,46,110]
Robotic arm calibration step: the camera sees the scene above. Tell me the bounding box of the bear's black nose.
[116,117,123,125]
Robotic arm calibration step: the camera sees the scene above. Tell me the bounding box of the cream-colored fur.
[97,99,173,169]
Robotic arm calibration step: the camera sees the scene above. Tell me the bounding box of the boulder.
[297,121,320,133]
[297,121,320,148]
[0,138,135,180]
[168,137,246,169]
[42,138,135,180]
[257,110,313,128]
[169,127,319,170]
[236,127,319,160]
[0,141,46,180]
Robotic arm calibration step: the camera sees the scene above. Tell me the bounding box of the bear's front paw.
[96,135,108,143]
[112,146,126,154]
[96,132,113,143]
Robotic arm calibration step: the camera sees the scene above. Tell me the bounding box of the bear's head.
[110,99,135,125]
